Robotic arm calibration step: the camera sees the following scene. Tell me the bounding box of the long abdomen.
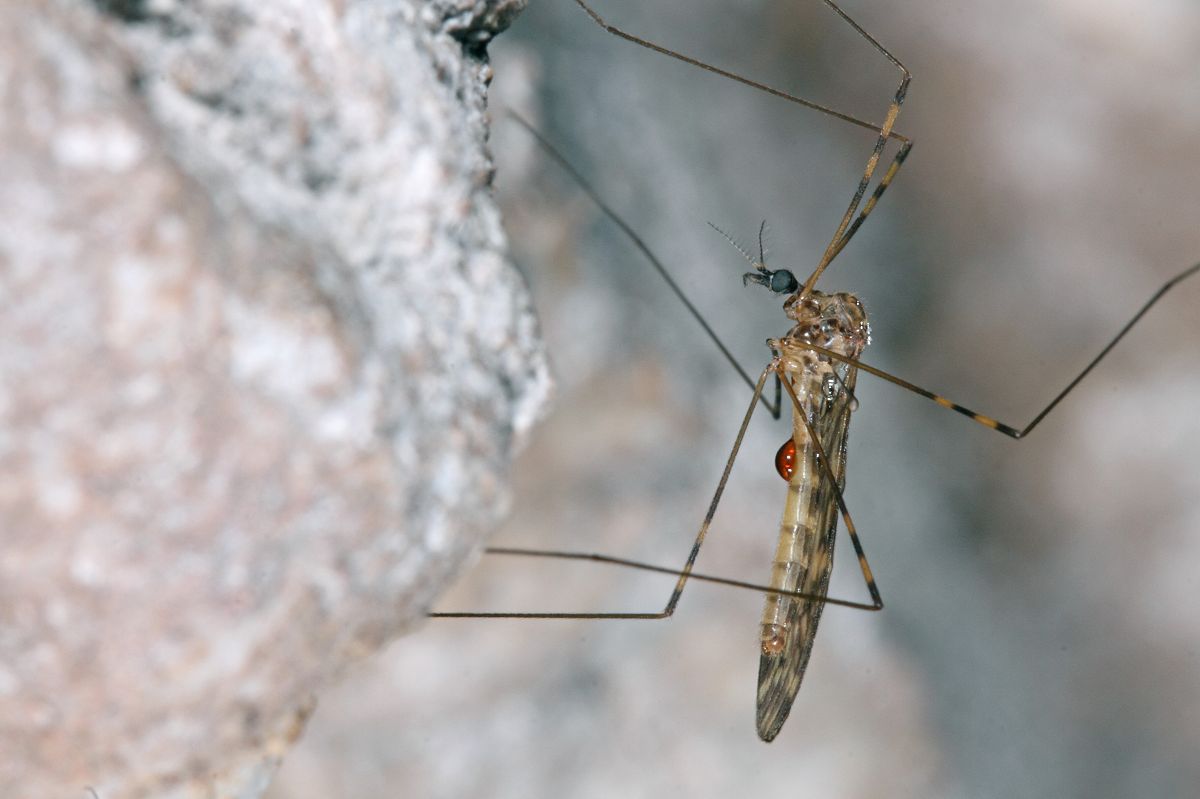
[756,362,851,742]
[758,435,833,659]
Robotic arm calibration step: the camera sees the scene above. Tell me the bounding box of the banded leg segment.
[825,139,914,266]
[801,260,1200,439]
[803,75,910,294]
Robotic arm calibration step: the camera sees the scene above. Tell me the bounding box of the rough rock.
[0,1,543,796]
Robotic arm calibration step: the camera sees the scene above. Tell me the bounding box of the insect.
[269,2,1200,794]
[430,0,1200,744]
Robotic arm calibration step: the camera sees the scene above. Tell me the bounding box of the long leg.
[802,261,1200,438]
[825,139,914,266]
[571,0,906,142]
[803,3,911,292]
[428,548,879,619]
[507,111,782,419]
[431,365,885,618]
[569,1,912,289]
[432,365,770,619]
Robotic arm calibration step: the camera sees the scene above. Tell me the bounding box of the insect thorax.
[772,290,870,374]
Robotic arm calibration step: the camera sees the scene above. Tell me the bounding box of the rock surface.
[0,1,543,796]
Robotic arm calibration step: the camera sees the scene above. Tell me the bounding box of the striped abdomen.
[756,352,856,742]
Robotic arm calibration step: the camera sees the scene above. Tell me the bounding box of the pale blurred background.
[269,1,1200,797]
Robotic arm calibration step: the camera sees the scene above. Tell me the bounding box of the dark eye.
[770,269,798,294]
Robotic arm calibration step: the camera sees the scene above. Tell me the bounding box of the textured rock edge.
[0,1,544,796]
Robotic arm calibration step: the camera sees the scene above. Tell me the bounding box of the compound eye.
[770,269,798,294]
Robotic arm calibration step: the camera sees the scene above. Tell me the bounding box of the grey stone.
[0,0,544,796]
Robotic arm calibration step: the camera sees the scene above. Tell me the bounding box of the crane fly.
[431,0,1199,742]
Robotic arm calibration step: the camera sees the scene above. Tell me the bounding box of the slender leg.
[571,0,908,142]
[430,365,882,619]
[825,139,914,265]
[568,1,913,291]
[432,365,770,619]
[802,0,912,289]
[506,112,781,418]
[428,548,879,619]
[801,261,1200,439]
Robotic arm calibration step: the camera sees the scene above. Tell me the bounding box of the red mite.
[774,437,797,481]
